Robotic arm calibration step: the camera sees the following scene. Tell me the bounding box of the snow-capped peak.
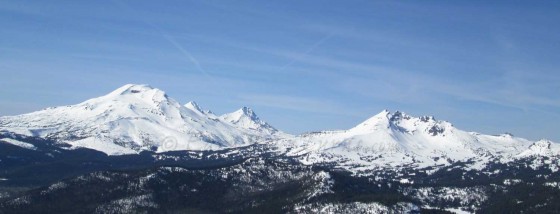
[109,84,155,94]
[349,110,451,136]
[185,101,203,113]
[233,107,258,121]
[105,84,168,101]
[220,107,279,135]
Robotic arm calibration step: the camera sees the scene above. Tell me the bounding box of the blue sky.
[1,1,559,141]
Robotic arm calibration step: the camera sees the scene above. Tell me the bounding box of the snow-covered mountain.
[0,84,285,155]
[1,84,558,174]
[280,110,559,174]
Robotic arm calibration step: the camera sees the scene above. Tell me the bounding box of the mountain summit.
[220,107,279,135]
[184,101,204,114]
[349,110,449,136]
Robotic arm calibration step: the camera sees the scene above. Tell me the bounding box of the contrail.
[161,34,211,78]
[111,0,213,80]
[279,32,334,71]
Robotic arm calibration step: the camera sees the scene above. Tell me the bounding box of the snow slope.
[0,84,284,155]
[0,138,37,150]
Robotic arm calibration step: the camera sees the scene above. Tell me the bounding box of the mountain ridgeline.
[1,84,559,213]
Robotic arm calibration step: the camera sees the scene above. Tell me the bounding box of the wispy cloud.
[168,31,560,119]
[161,34,212,78]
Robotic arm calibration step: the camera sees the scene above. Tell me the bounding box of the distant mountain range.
[1,84,556,171]
[1,84,560,213]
